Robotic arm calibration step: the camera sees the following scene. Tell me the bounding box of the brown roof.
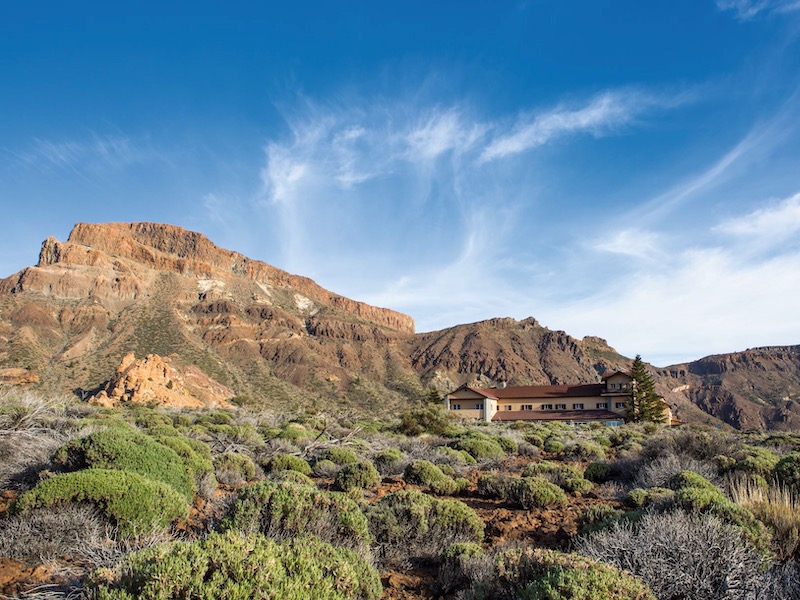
[492,409,624,422]
[474,383,605,400]
[601,370,631,380]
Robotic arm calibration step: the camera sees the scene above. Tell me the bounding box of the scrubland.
[1,390,799,599]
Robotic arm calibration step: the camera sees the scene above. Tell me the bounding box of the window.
[522,404,533,411]
[572,403,584,409]
[505,405,512,411]
[597,403,608,409]
[541,404,553,410]
[555,404,566,410]
[452,404,461,410]
[616,402,626,409]
[609,383,617,390]
[475,403,484,410]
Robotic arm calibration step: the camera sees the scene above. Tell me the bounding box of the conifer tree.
[626,355,667,424]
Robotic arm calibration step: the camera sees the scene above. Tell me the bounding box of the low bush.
[374,447,405,474]
[267,470,315,486]
[523,461,593,494]
[319,447,360,465]
[775,452,800,491]
[435,446,477,467]
[576,510,766,600]
[405,460,459,495]
[397,404,453,436]
[626,487,674,508]
[584,461,611,483]
[367,489,484,567]
[335,461,381,492]
[577,504,626,534]
[55,427,195,500]
[734,446,779,477]
[14,469,188,535]
[493,435,518,453]
[226,480,371,556]
[263,453,312,475]
[90,531,382,600]
[0,503,107,562]
[730,478,800,560]
[313,459,339,478]
[453,437,506,461]
[461,547,656,600]
[477,474,567,509]
[543,439,564,454]
[563,440,606,461]
[437,542,486,594]
[213,452,258,485]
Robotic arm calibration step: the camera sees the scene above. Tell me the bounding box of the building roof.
[601,370,631,380]
[472,383,605,400]
[492,409,624,422]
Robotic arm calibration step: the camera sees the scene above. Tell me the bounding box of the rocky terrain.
[0,221,798,429]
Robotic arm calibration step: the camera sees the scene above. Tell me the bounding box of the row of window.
[451,402,627,411]
[502,402,626,411]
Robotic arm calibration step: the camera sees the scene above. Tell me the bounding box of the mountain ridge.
[1,222,797,429]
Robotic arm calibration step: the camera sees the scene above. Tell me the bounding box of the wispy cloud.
[479,90,674,163]
[717,0,800,20]
[714,191,800,241]
[593,228,663,259]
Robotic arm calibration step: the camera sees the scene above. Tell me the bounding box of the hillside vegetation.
[1,390,800,599]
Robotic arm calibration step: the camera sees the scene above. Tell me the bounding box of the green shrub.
[276,423,311,442]
[155,435,214,481]
[563,440,606,461]
[267,470,315,486]
[15,469,187,536]
[543,439,565,454]
[584,461,611,483]
[453,437,506,461]
[735,446,779,477]
[320,447,360,465]
[397,404,454,436]
[577,505,626,534]
[477,474,567,509]
[593,434,612,448]
[525,433,545,448]
[335,461,381,492]
[463,547,656,600]
[775,452,800,490]
[263,453,312,475]
[226,480,371,556]
[626,487,674,508]
[405,460,459,495]
[313,459,339,477]
[523,461,592,494]
[374,447,404,469]
[214,453,258,482]
[90,531,381,600]
[670,471,768,549]
[493,435,519,453]
[55,428,195,499]
[367,489,484,567]
[436,446,477,466]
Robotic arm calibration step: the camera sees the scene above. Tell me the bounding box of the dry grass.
[729,476,800,560]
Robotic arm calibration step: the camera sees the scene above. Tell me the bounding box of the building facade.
[445,371,671,426]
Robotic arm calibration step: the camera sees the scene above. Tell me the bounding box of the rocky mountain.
[0,222,797,429]
[659,346,800,430]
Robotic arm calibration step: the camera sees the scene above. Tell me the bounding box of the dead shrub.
[575,510,766,600]
[0,504,107,563]
[730,477,800,560]
[635,452,720,489]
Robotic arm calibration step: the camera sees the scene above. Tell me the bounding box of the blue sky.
[2,1,800,366]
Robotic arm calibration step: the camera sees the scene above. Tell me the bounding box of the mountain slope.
[0,222,797,429]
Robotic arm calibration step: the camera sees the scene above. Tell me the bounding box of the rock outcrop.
[89,353,234,409]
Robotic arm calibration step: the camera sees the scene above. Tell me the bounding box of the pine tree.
[626,355,667,424]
